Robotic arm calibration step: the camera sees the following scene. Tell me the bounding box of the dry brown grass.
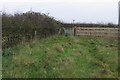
[53,43,64,53]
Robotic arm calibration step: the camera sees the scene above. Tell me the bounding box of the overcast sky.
[0,0,119,24]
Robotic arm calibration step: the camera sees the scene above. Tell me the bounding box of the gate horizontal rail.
[76,27,119,37]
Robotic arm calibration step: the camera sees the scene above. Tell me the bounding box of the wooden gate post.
[74,26,76,36]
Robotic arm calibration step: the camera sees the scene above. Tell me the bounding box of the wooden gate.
[75,27,119,37]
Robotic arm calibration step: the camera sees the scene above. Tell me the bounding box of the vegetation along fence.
[75,27,119,37]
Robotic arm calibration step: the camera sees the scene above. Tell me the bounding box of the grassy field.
[2,36,118,78]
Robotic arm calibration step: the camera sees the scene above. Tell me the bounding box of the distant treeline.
[2,11,63,48]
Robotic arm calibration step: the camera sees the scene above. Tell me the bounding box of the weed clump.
[3,49,12,56]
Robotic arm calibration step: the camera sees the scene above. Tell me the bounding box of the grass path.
[2,36,118,78]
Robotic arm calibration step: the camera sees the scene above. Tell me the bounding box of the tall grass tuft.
[54,44,64,53]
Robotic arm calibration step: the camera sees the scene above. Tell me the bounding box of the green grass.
[2,36,118,78]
